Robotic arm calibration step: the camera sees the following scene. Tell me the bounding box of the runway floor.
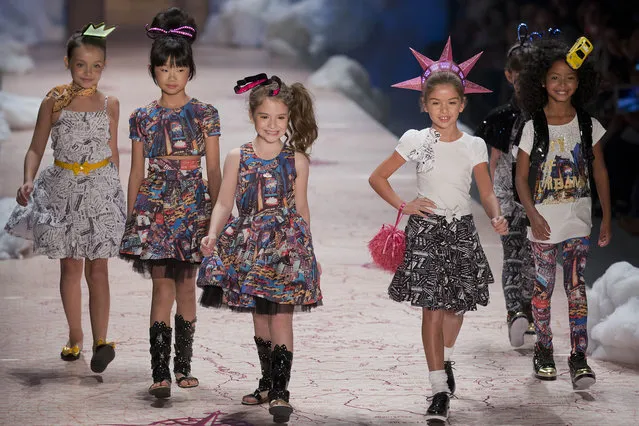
[0,45,637,426]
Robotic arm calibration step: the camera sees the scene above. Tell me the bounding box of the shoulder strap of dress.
[284,143,297,158]
[240,143,253,162]
[103,96,109,111]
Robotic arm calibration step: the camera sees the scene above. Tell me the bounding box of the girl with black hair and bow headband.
[475,24,537,348]
[4,23,125,373]
[197,74,322,424]
[119,7,222,399]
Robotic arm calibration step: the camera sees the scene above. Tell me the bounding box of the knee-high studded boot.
[268,344,294,424]
[149,321,172,398]
[242,336,272,405]
[174,314,199,388]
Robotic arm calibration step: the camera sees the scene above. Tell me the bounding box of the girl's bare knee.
[85,259,109,286]
[422,308,445,323]
[152,279,176,303]
[60,258,84,277]
[175,282,196,303]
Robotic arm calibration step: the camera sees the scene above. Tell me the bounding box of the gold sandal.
[60,344,82,361]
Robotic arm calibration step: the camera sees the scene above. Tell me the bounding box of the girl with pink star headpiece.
[369,37,506,422]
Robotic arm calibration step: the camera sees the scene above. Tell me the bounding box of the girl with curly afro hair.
[514,35,612,390]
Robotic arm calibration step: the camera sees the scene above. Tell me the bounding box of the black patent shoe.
[444,361,455,394]
[90,339,115,373]
[425,392,450,421]
[568,352,596,390]
[533,343,557,380]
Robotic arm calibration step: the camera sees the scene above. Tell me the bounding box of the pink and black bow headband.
[145,24,196,39]
[234,73,282,96]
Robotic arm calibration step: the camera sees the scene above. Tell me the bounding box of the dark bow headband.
[529,26,561,42]
[145,24,196,39]
[234,73,282,96]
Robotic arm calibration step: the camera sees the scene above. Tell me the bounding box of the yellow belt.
[54,158,111,175]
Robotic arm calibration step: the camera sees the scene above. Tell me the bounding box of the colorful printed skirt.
[197,207,322,314]
[119,158,211,279]
[4,161,126,260]
[389,214,493,313]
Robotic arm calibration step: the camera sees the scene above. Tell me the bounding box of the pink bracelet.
[393,202,406,228]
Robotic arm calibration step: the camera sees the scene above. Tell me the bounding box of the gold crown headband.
[82,23,116,38]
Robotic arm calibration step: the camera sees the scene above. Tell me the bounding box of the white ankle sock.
[444,346,454,361]
[429,369,450,395]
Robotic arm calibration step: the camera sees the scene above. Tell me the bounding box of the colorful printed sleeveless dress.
[4,96,126,259]
[197,143,321,312]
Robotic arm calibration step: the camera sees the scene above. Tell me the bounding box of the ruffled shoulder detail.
[407,127,440,173]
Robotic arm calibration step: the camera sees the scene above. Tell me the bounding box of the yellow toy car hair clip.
[566,36,593,70]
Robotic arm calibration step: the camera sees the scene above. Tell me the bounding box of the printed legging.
[530,236,590,354]
[500,213,535,314]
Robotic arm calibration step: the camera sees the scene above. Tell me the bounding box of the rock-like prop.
[0,0,65,45]
[587,261,639,365]
[0,39,35,75]
[202,0,292,48]
[0,92,41,131]
[202,0,384,61]
[0,111,10,143]
[308,55,387,122]
[0,198,32,260]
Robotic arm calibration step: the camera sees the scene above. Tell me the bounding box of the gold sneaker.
[533,343,557,380]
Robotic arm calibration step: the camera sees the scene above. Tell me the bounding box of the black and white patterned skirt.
[388,214,493,313]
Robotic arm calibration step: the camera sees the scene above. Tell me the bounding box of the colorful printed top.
[518,115,605,243]
[129,98,220,158]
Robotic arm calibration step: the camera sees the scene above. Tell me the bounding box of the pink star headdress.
[392,37,491,94]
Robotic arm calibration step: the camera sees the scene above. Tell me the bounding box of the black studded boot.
[268,344,294,424]
[242,336,272,405]
[149,321,172,398]
[174,314,199,388]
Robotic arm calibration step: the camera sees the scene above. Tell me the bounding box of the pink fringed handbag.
[368,203,406,273]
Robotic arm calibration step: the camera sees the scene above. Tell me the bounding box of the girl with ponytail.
[197,74,322,424]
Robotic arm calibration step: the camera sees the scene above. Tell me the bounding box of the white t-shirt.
[518,115,605,243]
[395,129,488,218]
